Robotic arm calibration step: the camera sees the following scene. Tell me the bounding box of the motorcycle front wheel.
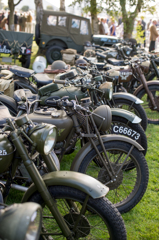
[29,185,127,240]
[77,141,149,213]
[110,98,148,131]
[135,84,159,124]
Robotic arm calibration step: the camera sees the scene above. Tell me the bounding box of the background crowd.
[98,16,159,52]
[0,10,34,33]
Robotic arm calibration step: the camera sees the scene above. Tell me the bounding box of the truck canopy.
[41,10,92,45]
[0,30,33,48]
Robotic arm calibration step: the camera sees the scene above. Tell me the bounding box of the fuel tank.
[28,108,73,142]
[38,83,88,105]
[0,134,14,174]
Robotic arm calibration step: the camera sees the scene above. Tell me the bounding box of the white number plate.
[112,126,140,140]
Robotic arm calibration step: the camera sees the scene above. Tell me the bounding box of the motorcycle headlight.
[99,82,113,100]
[0,202,42,240]
[29,124,57,155]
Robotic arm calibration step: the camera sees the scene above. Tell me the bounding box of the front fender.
[21,171,109,202]
[112,92,143,104]
[111,108,141,123]
[70,134,144,172]
[133,80,159,96]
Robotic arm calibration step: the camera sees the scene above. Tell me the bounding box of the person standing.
[110,18,116,36]
[99,18,105,35]
[14,11,18,31]
[149,19,159,52]
[26,12,32,33]
[141,16,146,47]
[104,19,109,35]
[21,13,26,32]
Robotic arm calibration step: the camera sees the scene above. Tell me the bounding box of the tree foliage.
[104,0,156,38]
[21,5,29,12]
[46,5,54,10]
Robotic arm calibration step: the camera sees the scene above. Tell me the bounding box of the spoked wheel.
[135,85,159,124]
[29,186,127,240]
[110,99,148,131]
[78,141,149,213]
[110,116,147,155]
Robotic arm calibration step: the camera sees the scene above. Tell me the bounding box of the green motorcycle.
[0,113,127,239]
[0,96,149,214]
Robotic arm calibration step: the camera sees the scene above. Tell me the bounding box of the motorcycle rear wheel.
[135,84,159,124]
[77,141,149,213]
[29,185,127,240]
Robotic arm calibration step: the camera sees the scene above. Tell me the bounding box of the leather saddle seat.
[0,105,14,127]
[33,74,53,87]
[107,58,125,66]
[9,66,34,78]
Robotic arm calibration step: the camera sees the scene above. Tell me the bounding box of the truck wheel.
[21,55,31,68]
[46,45,63,64]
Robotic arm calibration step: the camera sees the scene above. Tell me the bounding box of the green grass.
[4,42,159,239]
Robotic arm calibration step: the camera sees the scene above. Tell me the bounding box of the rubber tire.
[46,45,63,64]
[111,98,148,131]
[35,23,40,46]
[78,141,149,213]
[21,55,31,68]
[111,115,147,155]
[29,185,127,240]
[0,95,17,116]
[136,84,159,124]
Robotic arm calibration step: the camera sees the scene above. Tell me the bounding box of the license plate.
[111,125,140,140]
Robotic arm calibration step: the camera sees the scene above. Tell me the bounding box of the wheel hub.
[98,163,123,190]
[148,95,159,111]
[64,213,90,239]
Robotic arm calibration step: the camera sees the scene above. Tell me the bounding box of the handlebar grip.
[83,57,90,62]
[53,79,67,84]
[96,52,106,59]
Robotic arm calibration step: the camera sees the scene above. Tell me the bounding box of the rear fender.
[133,80,159,96]
[111,108,141,123]
[70,135,144,172]
[21,171,109,202]
[112,92,143,104]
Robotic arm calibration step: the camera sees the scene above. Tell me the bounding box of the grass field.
[5,42,159,239]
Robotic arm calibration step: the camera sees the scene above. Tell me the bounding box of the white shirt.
[103,22,109,34]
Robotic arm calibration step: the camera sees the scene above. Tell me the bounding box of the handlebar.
[53,79,67,84]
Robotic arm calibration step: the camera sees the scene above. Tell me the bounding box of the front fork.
[10,130,75,239]
[136,66,157,109]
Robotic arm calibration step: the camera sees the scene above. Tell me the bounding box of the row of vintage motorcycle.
[0,40,159,239]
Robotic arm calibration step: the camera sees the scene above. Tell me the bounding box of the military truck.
[0,30,33,68]
[35,10,121,63]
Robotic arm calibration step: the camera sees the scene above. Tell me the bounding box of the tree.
[60,0,65,11]
[105,0,156,38]
[8,0,22,31]
[34,0,43,25]
[46,5,54,10]
[21,5,29,12]
[70,0,101,34]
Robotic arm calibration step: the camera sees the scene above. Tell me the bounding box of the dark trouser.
[149,41,155,52]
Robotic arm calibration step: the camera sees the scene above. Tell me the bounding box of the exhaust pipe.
[1,181,28,192]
